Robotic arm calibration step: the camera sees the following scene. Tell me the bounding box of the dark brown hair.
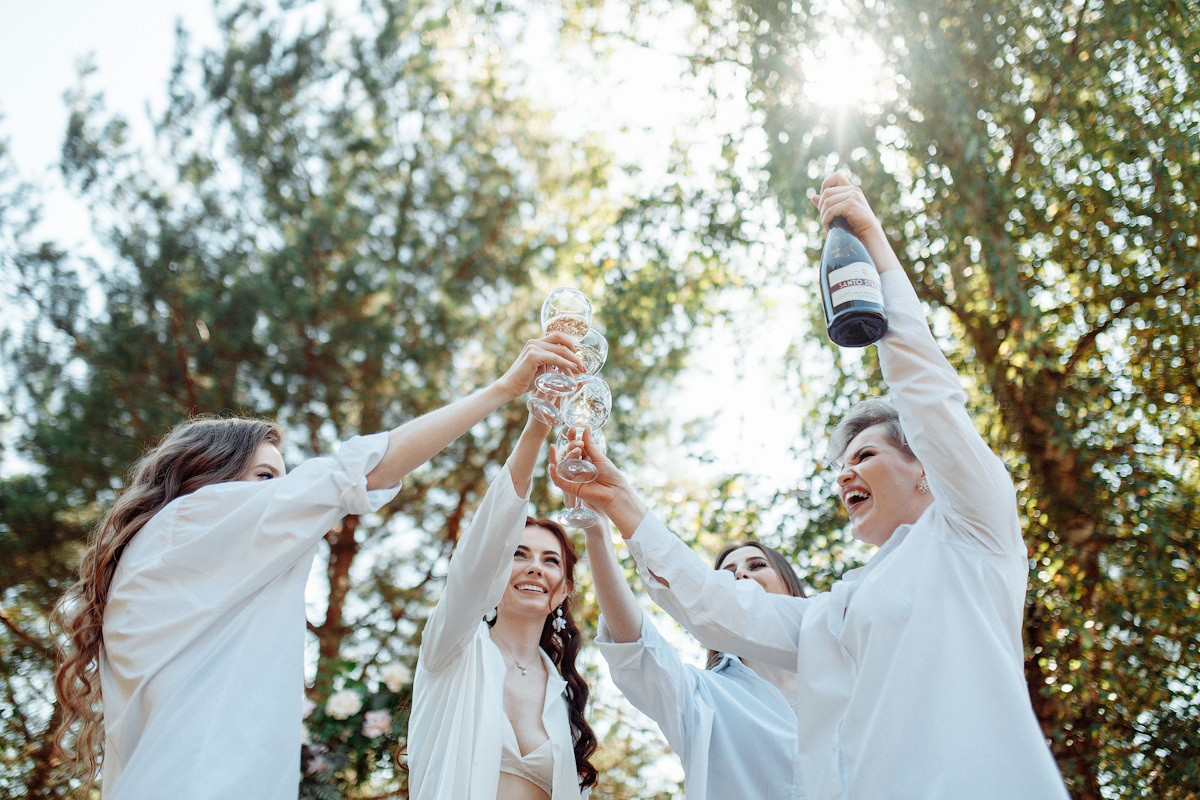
[52,416,283,789]
[705,540,806,670]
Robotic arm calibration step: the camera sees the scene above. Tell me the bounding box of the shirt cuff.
[335,432,401,515]
[595,615,652,671]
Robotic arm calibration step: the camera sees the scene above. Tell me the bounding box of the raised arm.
[419,414,553,673]
[814,173,1020,554]
[551,432,805,669]
[579,511,718,758]
[366,335,583,491]
[576,511,642,642]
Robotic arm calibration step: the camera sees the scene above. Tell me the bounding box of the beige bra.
[499,716,554,794]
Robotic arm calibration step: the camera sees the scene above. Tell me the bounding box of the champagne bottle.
[819,216,887,347]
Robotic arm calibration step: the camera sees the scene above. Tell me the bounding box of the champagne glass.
[535,288,591,394]
[556,427,607,528]
[555,377,611,483]
[527,288,592,424]
[576,328,609,375]
[530,328,609,424]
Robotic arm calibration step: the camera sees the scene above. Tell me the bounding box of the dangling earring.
[551,604,567,633]
[484,607,497,622]
[918,478,930,495]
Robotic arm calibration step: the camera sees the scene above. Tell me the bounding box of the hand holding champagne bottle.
[812,172,897,347]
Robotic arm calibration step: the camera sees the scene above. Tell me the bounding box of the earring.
[918,478,930,495]
[551,605,567,632]
[484,607,497,622]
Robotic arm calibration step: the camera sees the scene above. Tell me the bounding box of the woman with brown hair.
[410,407,600,800]
[52,335,582,799]
[409,407,598,800]
[574,508,801,800]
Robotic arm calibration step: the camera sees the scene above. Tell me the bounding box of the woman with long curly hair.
[53,335,583,799]
[409,408,598,800]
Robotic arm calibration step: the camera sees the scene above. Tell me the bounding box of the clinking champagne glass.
[527,288,593,425]
[576,328,609,375]
[555,376,611,484]
[557,427,607,528]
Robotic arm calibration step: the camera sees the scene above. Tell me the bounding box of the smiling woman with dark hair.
[410,412,598,800]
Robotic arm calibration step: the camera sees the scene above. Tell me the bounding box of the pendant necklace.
[492,631,529,676]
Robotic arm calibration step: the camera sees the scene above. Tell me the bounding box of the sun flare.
[801,32,887,108]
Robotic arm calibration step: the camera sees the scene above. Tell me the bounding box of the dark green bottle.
[820,216,887,347]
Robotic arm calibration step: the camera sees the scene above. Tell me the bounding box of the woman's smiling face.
[836,423,932,546]
[499,524,572,620]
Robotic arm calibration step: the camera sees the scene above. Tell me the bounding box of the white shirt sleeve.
[162,432,399,605]
[877,271,1022,555]
[418,464,530,674]
[625,513,806,670]
[595,613,700,757]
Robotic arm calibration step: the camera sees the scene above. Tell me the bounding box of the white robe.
[409,464,588,800]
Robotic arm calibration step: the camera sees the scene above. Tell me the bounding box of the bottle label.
[828,262,884,307]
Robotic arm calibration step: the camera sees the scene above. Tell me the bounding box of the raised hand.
[811,171,901,275]
[549,428,648,537]
[496,333,586,401]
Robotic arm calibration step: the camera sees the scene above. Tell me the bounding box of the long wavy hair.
[705,540,807,670]
[488,516,598,789]
[51,416,283,789]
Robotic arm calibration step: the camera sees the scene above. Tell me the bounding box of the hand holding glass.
[527,288,593,424]
[556,427,607,527]
[555,377,611,484]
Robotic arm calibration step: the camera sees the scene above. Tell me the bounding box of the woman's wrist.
[602,485,648,539]
[860,226,902,274]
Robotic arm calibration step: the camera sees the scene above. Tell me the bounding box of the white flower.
[301,724,312,745]
[380,663,412,692]
[301,696,317,719]
[361,709,392,738]
[305,754,328,776]
[325,689,363,720]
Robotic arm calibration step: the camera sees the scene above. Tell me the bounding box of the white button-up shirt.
[596,614,798,800]
[101,433,399,800]
[627,270,1069,800]
[409,464,588,800]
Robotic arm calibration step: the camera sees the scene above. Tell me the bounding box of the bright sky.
[0,1,216,169]
[0,0,219,260]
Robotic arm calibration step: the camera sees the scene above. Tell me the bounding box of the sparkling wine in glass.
[527,288,592,425]
[576,328,609,375]
[535,288,592,396]
[556,377,611,484]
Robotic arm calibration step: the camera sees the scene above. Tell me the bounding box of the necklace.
[492,631,530,676]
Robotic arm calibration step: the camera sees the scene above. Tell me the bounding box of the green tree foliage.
[676,0,1200,796]
[0,0,748,795]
